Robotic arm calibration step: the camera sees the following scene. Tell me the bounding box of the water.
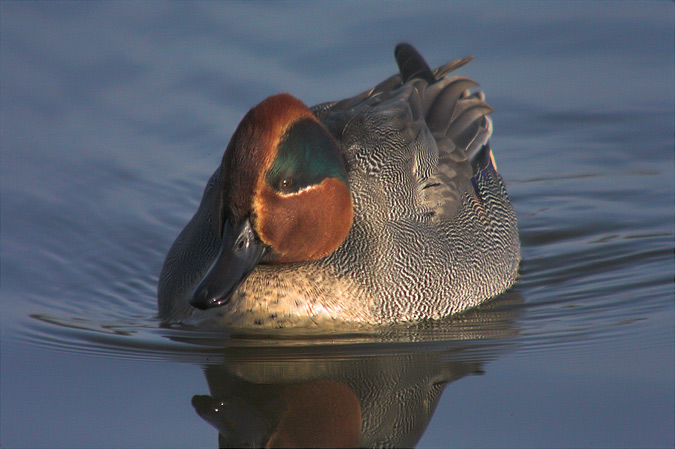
[2,2,673,447]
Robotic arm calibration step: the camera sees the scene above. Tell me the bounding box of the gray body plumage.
[158,45,520,328]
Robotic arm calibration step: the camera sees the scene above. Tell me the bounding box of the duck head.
[190,94,353,310]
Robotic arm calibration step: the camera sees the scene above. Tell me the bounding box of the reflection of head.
[193,374,361,448]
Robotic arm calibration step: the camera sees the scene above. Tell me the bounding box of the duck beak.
[190,218,265,310]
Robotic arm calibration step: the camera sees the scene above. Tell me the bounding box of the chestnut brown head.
[190,94,353,310]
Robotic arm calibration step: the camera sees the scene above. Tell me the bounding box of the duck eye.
[279,177,294,191]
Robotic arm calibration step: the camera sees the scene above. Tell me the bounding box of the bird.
[158,43,520,329]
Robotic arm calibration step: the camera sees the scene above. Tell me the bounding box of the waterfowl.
[158,43,520,328]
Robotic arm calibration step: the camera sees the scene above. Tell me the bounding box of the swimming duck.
[158,43,520,328]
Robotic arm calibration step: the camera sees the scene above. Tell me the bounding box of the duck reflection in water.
[187,292,522,448]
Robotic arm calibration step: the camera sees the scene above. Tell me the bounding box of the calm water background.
[2,2,673,447]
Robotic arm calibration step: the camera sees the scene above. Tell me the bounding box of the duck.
[158,43,520,328]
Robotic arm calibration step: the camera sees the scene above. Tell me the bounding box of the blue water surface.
[1,2,673,447]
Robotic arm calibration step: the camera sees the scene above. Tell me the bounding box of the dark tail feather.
[395,43,436,84]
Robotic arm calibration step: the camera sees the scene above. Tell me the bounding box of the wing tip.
[394,42,436,84]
